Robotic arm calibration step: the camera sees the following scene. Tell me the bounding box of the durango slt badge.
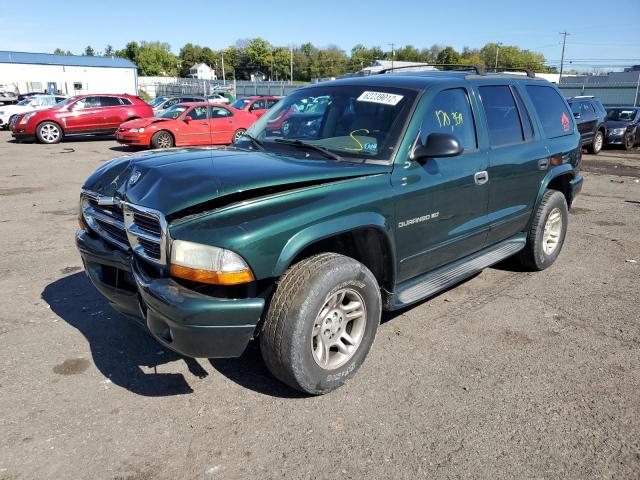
[398,212,440,228]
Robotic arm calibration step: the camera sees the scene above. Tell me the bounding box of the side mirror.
[412,133,463,162]
[184,116,192,123]
[573,112,581,119]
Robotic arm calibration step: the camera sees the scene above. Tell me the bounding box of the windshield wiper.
[239,132,265,151]
[274,138,343,161]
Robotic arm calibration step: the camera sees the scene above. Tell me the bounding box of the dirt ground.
[0,131,639,480]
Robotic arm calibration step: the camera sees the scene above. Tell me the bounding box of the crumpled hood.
[82,148,390,217]
[120,117,168,129]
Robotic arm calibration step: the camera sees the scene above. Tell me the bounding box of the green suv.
[76,67,583,394]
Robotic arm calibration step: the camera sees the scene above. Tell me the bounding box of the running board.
[390,235,526,309]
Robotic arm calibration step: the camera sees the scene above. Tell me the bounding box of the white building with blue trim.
[0,51,138,96]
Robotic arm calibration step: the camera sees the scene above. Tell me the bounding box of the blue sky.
[2,0,639,71]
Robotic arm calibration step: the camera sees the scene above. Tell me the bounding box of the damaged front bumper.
[76,230,265,358]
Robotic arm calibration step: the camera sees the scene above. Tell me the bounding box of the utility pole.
[221,51,226,86]
[495,42,501,68]
[388,43,395,71]
[290,45,293,84]
[634,72,640,107]
[559,31,570,82]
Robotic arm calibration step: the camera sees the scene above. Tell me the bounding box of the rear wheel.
[514,190,568,271]
[150,130,174,149]
[36,121,63,144]
[587,130,603,154]
[232,128,246,143]
[260,253,381,395]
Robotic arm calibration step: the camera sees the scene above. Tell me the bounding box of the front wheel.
[150,130,174,149]
[36,121,63,144]
[623,133,635,150]
[232,128,246,143]
[587,130,603,154]
[514,190,568,271]
[260,253,381,395]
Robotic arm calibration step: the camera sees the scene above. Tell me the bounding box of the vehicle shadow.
[208,345,308,399]
[42,272,208,396]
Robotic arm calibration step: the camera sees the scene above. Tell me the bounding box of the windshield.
[606,108,638,121]
[235,85,418,162]
[149,96,168,108]
[157,104,187,119]
[17,98,35,106]
[231,98,251,109]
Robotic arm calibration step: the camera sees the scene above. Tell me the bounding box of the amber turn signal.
[169,264,254,285]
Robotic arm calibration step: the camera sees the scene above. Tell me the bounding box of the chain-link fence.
[139,77,304,100]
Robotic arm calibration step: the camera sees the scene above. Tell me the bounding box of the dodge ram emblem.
[128,170,141,186]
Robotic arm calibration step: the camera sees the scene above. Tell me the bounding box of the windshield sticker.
[561,112,570,133]
[357,91,404,106]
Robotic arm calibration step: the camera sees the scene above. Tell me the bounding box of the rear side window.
[119,97,133,106]
[525,86,574,138]
[98,96,121,107]
[211,106,232,118]
[512,87,534,141]
[421,88,477,150]
[479,85,524,147]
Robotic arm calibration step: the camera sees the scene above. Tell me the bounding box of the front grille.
[81,193,128,251]
[81,191,167,265]
[123,204,166,264]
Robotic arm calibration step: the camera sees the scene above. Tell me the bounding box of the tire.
[232,128,246,143]
[260,253,381,395]
[150,130,174,149]
[514,190,568,271]
[587,130,603,154]
[623,133,635,151]
[36,121,63,144]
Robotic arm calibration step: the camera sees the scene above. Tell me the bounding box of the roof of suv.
[316,70,547,91]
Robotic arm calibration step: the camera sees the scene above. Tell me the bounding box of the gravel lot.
[1,131,639,480]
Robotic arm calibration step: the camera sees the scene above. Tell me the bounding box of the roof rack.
[376,63,486,75]
[483,67,536,78]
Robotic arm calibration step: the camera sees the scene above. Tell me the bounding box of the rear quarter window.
[525,85,574,138]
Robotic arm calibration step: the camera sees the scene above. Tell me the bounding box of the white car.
[0,95,67,129]
[205,93,230,104]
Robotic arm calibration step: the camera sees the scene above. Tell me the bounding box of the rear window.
[526,86,574,138]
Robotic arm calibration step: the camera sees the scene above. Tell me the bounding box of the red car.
[230,95,281,118]
[115,102,257,149]
[10,94,152,144]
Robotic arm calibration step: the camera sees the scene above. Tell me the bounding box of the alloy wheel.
[542,207,562,255]
[311,288,367,370]
[40,124,60,143]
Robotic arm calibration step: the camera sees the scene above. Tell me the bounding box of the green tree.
[178,43,203,76]
[53,48,72,55]
[395,45,421,62]
[104,45,114,56]
[245,38,272,77]
[116,41,139,63]
[84,45,95,56]
[436,46,460,64]
[135,41,178,76]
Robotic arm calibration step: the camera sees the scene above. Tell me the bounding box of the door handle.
[202,122,208,126]
[474,171,489,185]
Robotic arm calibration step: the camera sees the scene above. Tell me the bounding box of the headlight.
[20,112,36,124]
[129,128,145,133]
[169,240,255,285]
[611,128,626,135]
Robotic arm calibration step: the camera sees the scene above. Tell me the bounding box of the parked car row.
[566,95,640,152]
[0,94,67,129]
[8,94,282,148]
